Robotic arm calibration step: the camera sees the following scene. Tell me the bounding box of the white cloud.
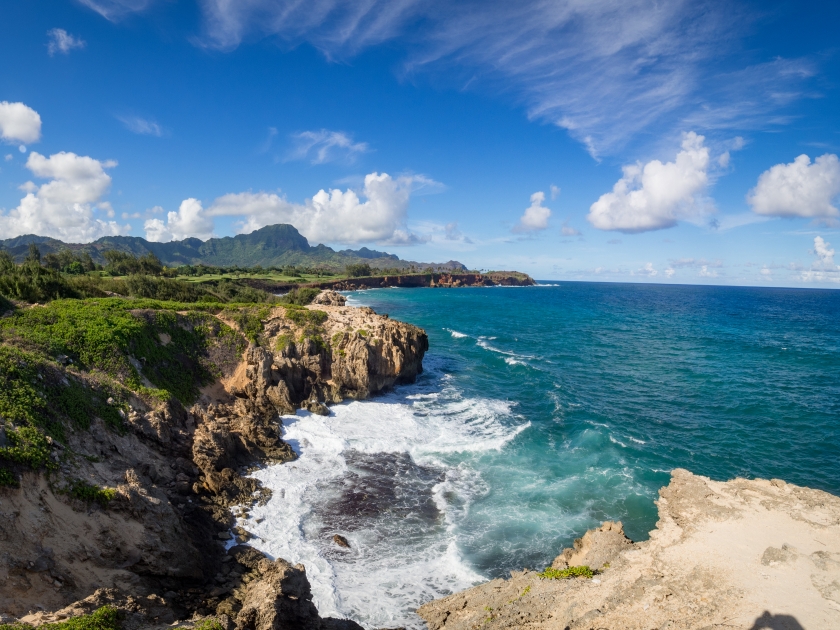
[512,191,551,233]
[47,28,86,55]
[669,257,723,269]
[0,151,126,242]
[664,268,675,278]
[0,102,42,145]
[288,129,369,164]
[144,198,215,242]
[587,132,711,233]
[634,262,657,277]
[560,221,581,237]
[117,115,164,137]
[193,1,814,157]
[4,154,11,161]
[747,154,840,219]
[144,172,433,245]
[698,265,717,278]
[798,235,840,283]
[77,0,154,21]
[550,185,561,200]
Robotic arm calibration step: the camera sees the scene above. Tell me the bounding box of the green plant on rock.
[192,620,225,630]
[537,565,594,580]
[0,605,121,630]
[67,479,116,507]
[0,467,16,487]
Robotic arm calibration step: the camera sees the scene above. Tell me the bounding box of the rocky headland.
[418,469,840,630]
[0,291,426,629]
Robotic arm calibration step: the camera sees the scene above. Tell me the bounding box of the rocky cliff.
[418,469,840,630]
[0,292,427,629]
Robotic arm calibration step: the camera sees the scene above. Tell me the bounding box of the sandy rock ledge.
[418,469,840,630]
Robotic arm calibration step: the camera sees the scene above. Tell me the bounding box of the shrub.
[0,467,16,487]
[345,263,372,277]
[68,480,116,507]
[537,565,594,580]
[279,287,319,306]
[0,605,122,630]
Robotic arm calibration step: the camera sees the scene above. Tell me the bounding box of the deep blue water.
[248,282,840,628]
[353,282,840,571]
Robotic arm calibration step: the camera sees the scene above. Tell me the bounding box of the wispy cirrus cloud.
[288,129,369,164]
[187,0,816,158]
[47,29,86,56]
[117,115,165,137]
[76,0,155,21]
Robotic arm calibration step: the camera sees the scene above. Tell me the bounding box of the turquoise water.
[247,283,840,628]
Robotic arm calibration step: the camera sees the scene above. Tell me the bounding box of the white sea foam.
[243,369,528,629]
[446,328,469,338]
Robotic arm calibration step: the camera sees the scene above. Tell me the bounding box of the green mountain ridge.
[0,224,467,271]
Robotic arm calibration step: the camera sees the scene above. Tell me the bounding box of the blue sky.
[1,0,839,286]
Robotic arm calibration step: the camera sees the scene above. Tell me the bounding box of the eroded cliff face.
[418,469,840,630]
[0,293,427,629]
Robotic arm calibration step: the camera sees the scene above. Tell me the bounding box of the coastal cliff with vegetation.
[0,289,425,629]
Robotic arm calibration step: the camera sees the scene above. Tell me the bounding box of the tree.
[346,263,372,277]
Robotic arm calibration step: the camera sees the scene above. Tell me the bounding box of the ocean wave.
[243,379,527,628]
[445,328,469,338]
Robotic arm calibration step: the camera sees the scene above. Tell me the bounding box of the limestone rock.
[311,291,346,306]
[418,469,840,630]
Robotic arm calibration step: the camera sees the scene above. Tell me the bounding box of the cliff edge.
[418,469,840,630]
[0,292,426,629]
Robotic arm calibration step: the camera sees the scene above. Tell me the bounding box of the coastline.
[2,287,839,630]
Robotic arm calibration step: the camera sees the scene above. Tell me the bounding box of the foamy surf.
[242,362,528,629]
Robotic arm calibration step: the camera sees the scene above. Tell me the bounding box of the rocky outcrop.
[418,469,840,630]
[311,291,346,306]
[0,301,426,629]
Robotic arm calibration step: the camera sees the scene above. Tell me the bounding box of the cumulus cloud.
[747,154,840,219]
[144,198,214,242]
[550,184,561,200]
[47,28,86,55]
[0,151,126,242]
[634,262,658,277]
[512,191,551,233]
[798,235,840,283]
[560,221,581,237]
[0,102,42,145]
[144,172,433,245]
[587,132,710,233]
[117,115,164,136]
[288,129,368,164]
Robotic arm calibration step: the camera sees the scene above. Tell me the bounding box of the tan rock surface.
[418,469,840,630]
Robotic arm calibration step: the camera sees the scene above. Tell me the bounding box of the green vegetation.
[278,287,319,306]
[0,605,121,630]
[0,467,17,487]
[537,565,595,580]
[67,479,116,507]
[345,262,373,277]
[191,620,225,630]
[103,250,167,276]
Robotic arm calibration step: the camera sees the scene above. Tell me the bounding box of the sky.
[1,0,839,286]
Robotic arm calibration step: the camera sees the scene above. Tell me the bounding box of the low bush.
[68,480,116,507]
[279,287,319,306]
[537,565,594,580]
[0,605,121,630]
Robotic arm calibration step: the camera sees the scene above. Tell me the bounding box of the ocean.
[241,282,840,629]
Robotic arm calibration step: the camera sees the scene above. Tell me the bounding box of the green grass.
[191,620,224,630]
[537,565,594,580]
[0,605,121,630]
[67,479,116,507]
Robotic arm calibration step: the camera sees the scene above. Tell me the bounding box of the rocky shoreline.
[418,469,840,630]
[3,291,839,630]
[241,271,535,294]
[0,291,426,629]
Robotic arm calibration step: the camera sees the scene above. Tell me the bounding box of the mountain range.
[0,224,467,271]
